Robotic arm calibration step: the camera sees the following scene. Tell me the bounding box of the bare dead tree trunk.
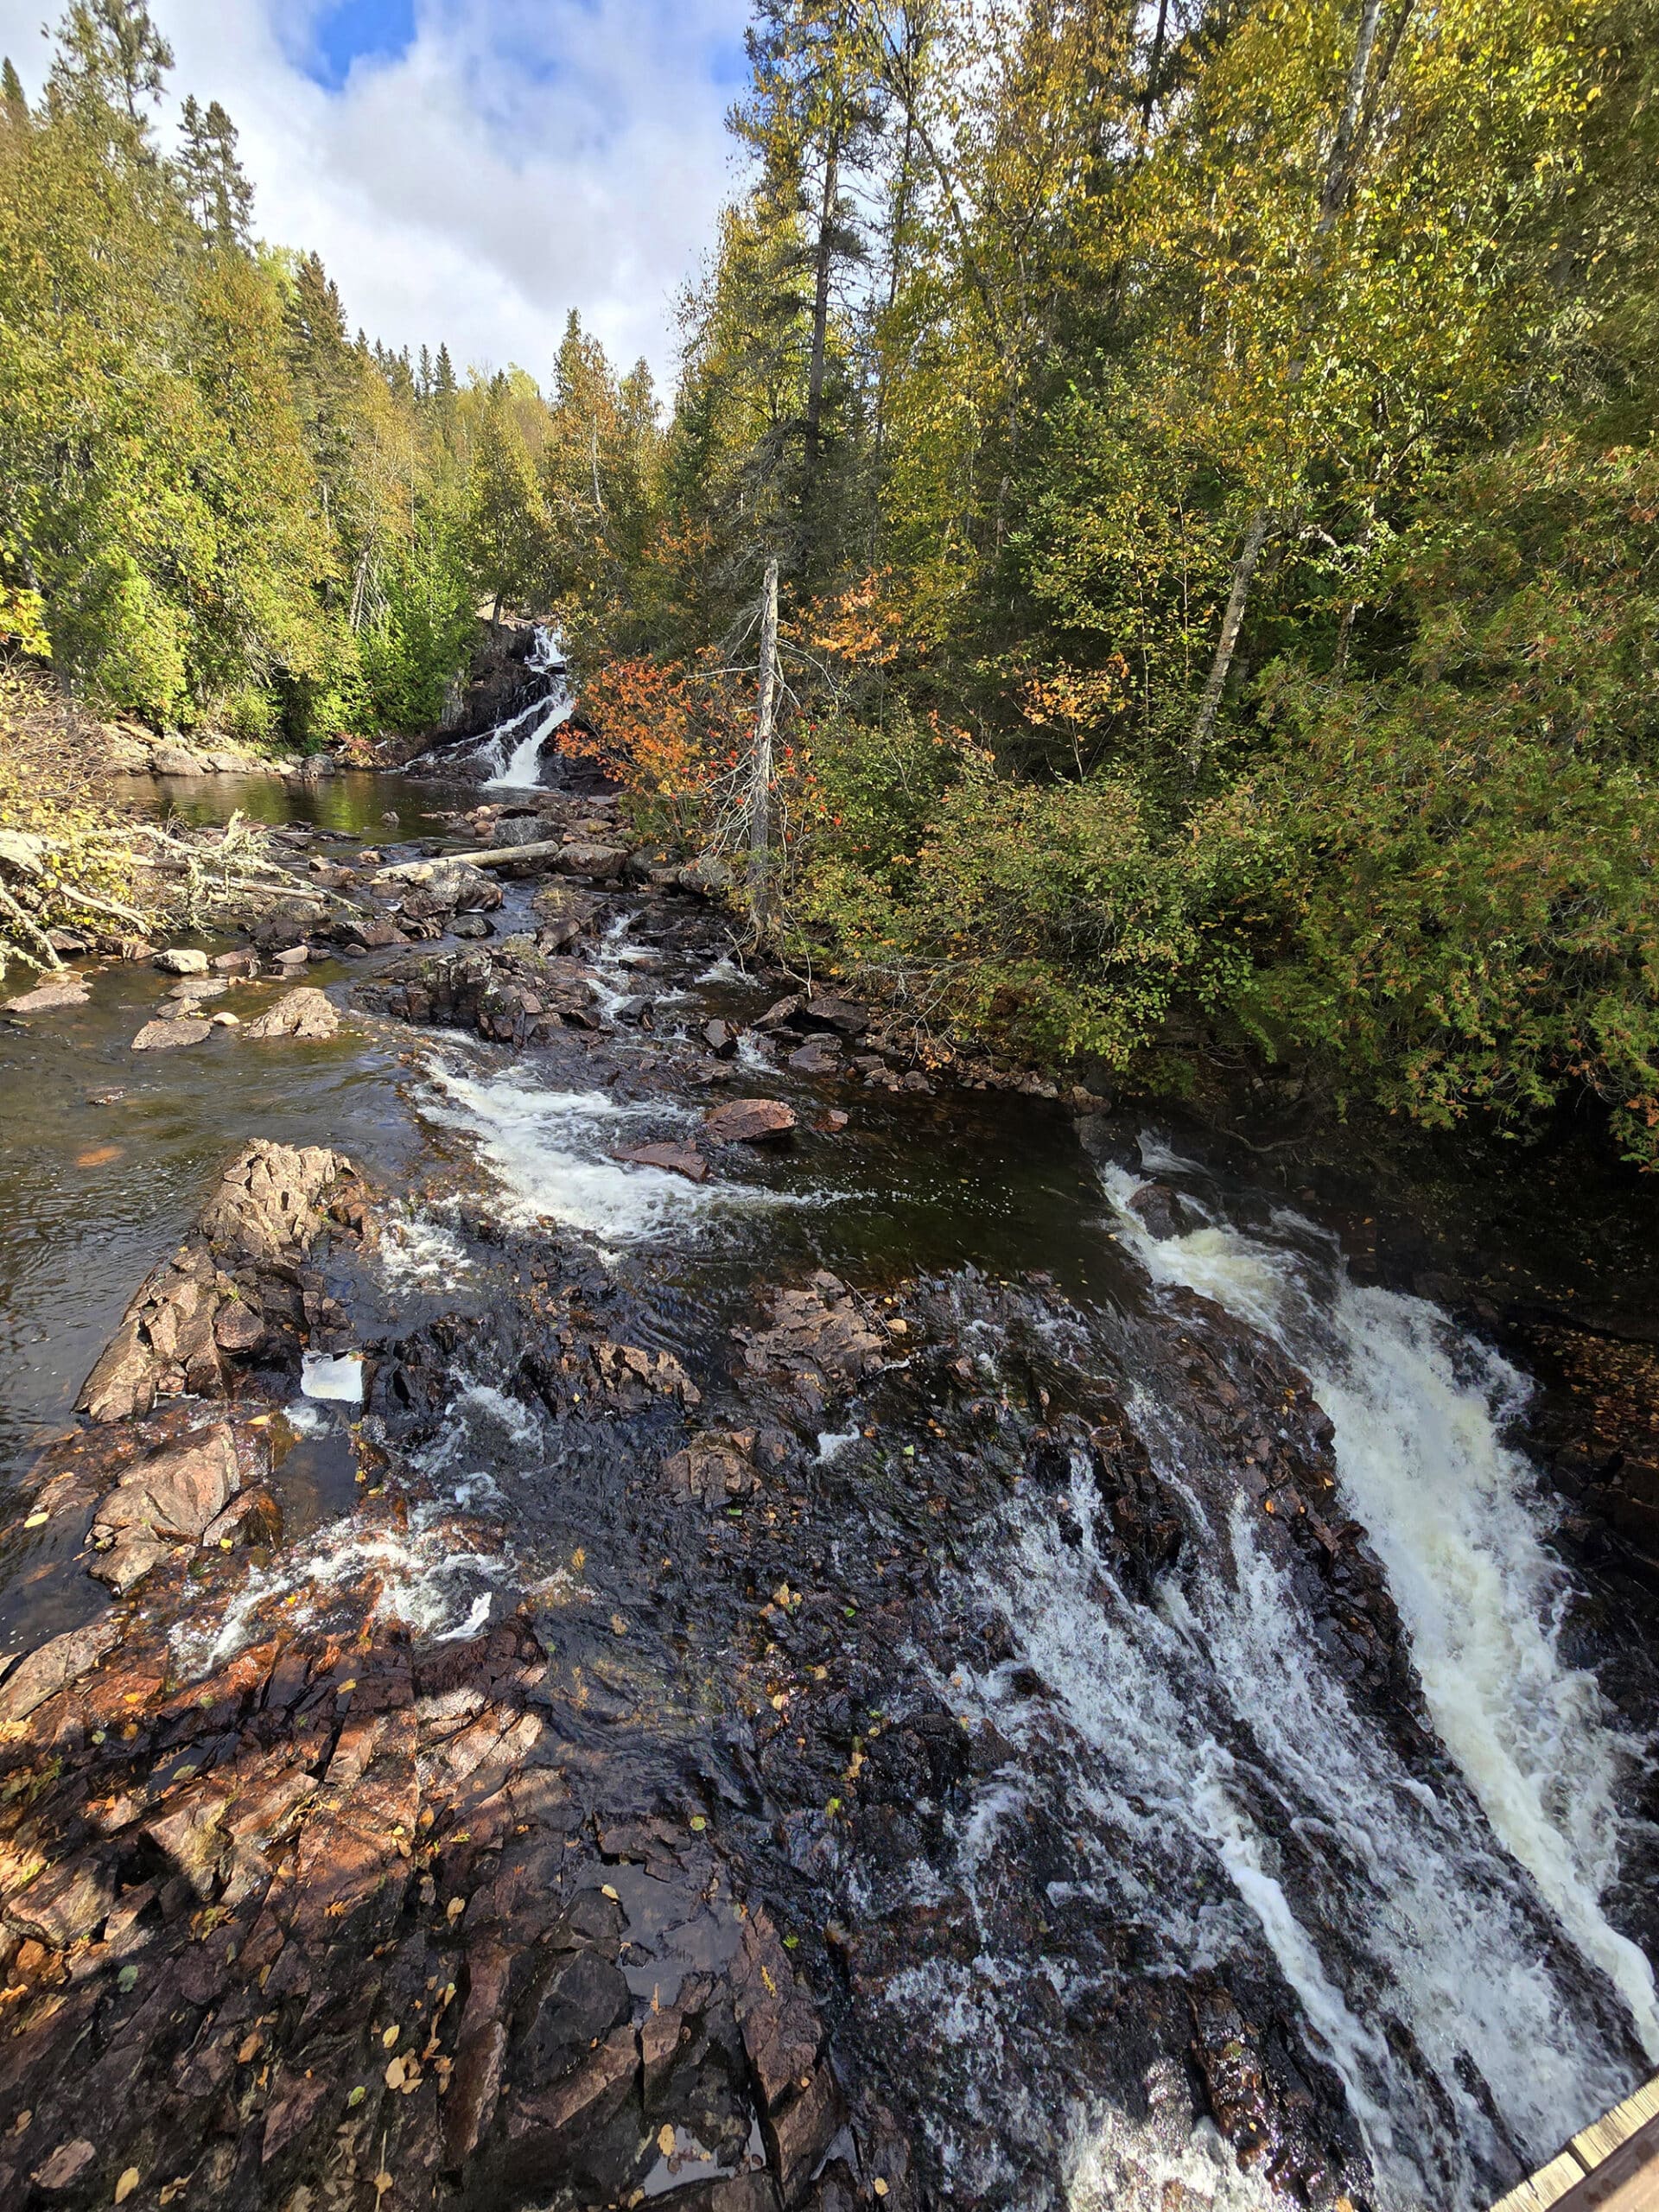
[1186,0,1394,774]
[804,137,842,485]
[747,556,781,938]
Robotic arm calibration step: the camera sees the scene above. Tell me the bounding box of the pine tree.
[48,0,173,129]
[1,58,27,126]
[467,394,550,626]
[176,94,253,245]
[732,0,884,557]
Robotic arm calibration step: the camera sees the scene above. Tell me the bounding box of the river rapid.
[1,758,1656,2212]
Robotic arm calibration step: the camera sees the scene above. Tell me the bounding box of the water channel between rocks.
[1,764,1655,2212]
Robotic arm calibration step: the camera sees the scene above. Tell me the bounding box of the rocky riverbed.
[3,773,1658,2212]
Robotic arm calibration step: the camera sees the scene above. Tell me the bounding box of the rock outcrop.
[77,1141,364,1425]
[242,987,340,1041]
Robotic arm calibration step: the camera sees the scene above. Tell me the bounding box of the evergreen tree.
[1,58,27,125]
[176,94,253,245]
[48,0,173,129]
[467,394,550,626]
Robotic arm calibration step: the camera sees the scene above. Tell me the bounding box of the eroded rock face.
[731,1274,888,1421]
[0,1614,852,2212]
[88,1422,241,1592]
[78,1141,362,1425]
[377,945,603,1047]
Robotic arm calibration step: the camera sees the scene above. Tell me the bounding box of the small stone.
[211,1010,240,1027]
[154,947,210,975]
[272,944,311,967]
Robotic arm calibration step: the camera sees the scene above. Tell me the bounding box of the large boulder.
[554,842,631,879]
[150,744,204,776]
[243,988,340,1041]
[703,1097,798,1145]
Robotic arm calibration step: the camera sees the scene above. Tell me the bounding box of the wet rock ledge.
[0,1147,887,2212]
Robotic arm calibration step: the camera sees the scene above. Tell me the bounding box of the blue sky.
[0,0,754,385]
[304,2,419,92]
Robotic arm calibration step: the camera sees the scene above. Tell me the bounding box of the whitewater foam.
[421,1056,817,1244]
[1098,1151,1659,2066]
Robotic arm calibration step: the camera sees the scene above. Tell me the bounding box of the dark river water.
[2,765,1656,2212]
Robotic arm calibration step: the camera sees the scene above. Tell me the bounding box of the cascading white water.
[1096,1150,1659,2069]
[474,624,574,788]
[898,1150,1658,2212]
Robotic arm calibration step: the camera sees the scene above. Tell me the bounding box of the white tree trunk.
[747,556,781,935]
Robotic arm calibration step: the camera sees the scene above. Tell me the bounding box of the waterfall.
[895,1143,1656,2211]
[473,625,573,788]
[1095,1147,1659,2069]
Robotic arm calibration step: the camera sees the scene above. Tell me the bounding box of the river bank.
[2,749,1658,2212]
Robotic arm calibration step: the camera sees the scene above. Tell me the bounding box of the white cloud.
[0,0,753,388]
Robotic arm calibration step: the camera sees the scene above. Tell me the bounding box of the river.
[0,757,1654,2212]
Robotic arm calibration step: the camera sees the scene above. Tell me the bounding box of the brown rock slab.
[443,1938,512,2165]
[554,842,631,878]
[243,987,339,1040]
[0,1618,120,1724]
[4,978,90,1014]
[665,1433,760,1508]
[7,1853,116,1948]
[765,2062,844,2202]
[613,1141,709,1183]
[92,1421,239,1562]
[508,2022,638,2143]
[202,1484,282,1550]
[131,1015,213,1052]
[798,994,869,1038]
[703,1097,798,1145]
[786,1039,842,1076]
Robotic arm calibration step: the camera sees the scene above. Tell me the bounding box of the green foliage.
[357,519,476,730]
[600,0,1659,1168]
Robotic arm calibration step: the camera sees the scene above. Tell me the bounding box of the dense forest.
[3,0,1658,1159]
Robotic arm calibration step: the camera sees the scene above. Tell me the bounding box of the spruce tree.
[48,0,173,128]
[176,94,253,245]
